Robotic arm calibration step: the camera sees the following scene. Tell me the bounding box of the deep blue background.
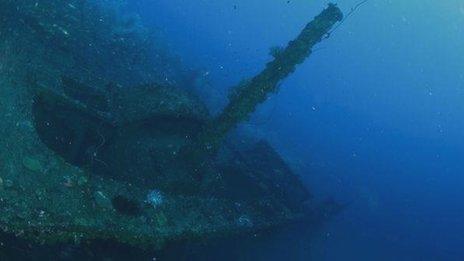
[129,1,464,260]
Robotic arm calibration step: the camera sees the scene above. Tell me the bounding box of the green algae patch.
[22,157,45,173]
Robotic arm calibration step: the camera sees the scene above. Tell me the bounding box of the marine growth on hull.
[0,0,343,253]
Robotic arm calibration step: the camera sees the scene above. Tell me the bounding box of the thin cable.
[325,0,369,39]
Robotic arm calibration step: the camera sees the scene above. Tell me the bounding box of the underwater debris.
[237,215,254,228]
[62,176,74,187]
[94,191,113,210]
[77,175,88,186]
[146,190,165,208]
[3,179,13,189]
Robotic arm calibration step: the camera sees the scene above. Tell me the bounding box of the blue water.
[126,0,464,260]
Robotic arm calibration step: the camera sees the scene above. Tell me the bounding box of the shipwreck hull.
[0,0,343,253]
[0,70,314,248]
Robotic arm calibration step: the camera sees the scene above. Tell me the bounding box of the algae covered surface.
[0,0,342,256]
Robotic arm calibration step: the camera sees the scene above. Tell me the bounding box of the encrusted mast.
[193,4,343,156]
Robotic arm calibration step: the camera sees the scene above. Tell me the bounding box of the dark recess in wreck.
[111,195,142,216]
